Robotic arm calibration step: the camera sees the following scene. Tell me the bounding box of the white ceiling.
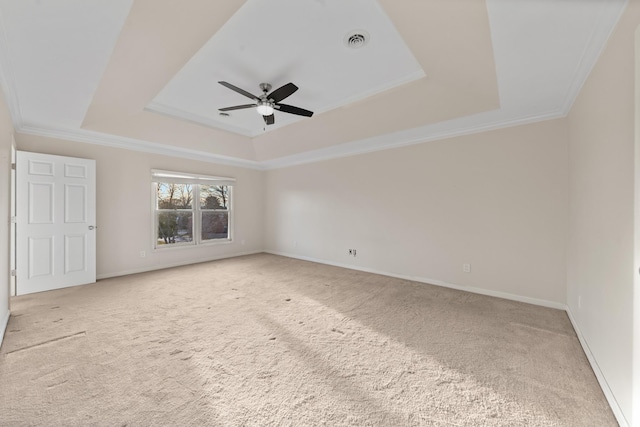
[0,0,131,128]
[0,0,628,169]
[149,0,425,137]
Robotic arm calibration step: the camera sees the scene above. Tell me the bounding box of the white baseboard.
[93,249,630,425]
[0,309,10,347]
[96,250,263,280]
[266,251,630,425]
[566,308,629,427]
[265,251,566,310]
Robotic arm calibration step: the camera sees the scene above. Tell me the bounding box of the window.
[151,170,234,248]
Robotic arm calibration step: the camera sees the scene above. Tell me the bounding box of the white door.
[16,151,96,295]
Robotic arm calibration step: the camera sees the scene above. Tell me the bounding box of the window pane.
[202,211,229,240]
[200,185,229,209]
[157,183,193,209]
[157,212,193,245]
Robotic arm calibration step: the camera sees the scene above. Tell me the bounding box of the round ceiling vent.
[344,30,369,49]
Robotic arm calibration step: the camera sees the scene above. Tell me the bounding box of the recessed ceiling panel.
[0,0,626,167]
[148,0,425,137]
[0,0,132,128]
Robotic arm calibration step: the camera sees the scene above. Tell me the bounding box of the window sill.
[153,239,233,252]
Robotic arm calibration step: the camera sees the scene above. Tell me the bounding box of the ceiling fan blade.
[268,83,298,103]
[263,114,275,125]
[276,103,314,117]
[218,81,259,101]
[219,104,257,111]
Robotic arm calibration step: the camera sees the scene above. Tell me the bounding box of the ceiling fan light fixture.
[256,101,274,116]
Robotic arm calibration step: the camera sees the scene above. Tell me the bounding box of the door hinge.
[10,216,16,224]
[11,163,15,170]
[10,270,16,277]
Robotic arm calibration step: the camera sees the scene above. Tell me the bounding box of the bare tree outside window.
[200,185,229,241]
[154,181,231,247]
[157,183,192,209]
[156,183,193,245]
[200,185,228,209]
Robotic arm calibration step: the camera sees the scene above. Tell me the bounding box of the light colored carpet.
[0,254,615,426]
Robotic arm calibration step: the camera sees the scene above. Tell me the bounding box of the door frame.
[9,138,15,296]
[632,24,639,427]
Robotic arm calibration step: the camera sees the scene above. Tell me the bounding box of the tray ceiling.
[0,0,628,169]
[149,0,425,137]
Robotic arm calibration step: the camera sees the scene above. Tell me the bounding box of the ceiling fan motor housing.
[260,83,272,93]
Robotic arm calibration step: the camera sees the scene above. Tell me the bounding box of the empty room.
[0,0,639,425]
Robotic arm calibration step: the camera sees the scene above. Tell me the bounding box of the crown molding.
[145,102,256,137]
[17,123,265,170]
[15,109,563,173]
[147,69,426,139]
[0,9,23,130]
[559,0,628,114]
[259,0,627,170]
[260,109,566,170]
[0,1,627,172]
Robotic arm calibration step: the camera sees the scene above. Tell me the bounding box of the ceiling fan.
[218,81,314,125]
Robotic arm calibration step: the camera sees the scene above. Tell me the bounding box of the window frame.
[151,170,235,250]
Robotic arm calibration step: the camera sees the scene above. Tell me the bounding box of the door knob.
[88,225,96,230]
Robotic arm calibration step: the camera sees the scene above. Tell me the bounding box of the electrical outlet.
[140,250,146,258]
[463,263,471,273]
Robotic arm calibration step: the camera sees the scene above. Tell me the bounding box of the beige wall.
[566,2,639,425]
[3,5,636,422]
[16,134,265,279]
[265,119,569,305]
[0,90,13,342]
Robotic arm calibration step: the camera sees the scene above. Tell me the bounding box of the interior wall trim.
[146,69,426,139]
[15,110,565,172]
[17,123,265,170]
[266,250,628,426]
[95,249,263,281]
[0,1,628,172]
[265,250,566,310]
[0,309,9,348]
[566,308,629,427]
[146,102,256,137]
[559,0,629,114]
[259,110,566,170]
[0,10,23,129]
